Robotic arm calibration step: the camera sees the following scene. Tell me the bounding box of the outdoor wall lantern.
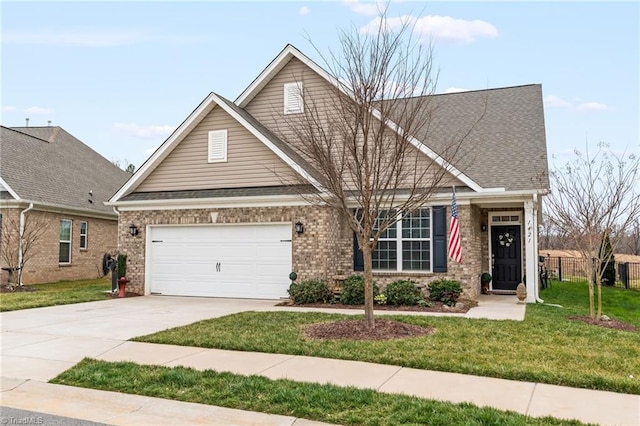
[295,221,304,234]
[481,224,487,232]
[129,223,139,237]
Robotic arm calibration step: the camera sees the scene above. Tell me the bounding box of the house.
[108,45,549,302]
[0,126,131,284]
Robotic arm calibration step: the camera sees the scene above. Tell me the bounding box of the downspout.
[18,203,34,285]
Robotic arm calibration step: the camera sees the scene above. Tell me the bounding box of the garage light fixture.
[295,221,304,234]
[128,223,139,237]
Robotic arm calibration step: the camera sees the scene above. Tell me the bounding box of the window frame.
[207,129,228,163]
[284,81,304,114]
[59,219,72,264]
[372,209,433,272]
[79,221,88,250]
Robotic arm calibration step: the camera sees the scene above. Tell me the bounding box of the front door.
[491,225,521,291]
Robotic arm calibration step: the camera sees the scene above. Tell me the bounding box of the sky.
[2,1,638,171]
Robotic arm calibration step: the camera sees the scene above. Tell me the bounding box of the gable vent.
[208,129,228,163]
[284,82,303,114]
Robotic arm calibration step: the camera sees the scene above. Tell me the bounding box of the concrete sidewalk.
[2,295,637,425]
[3,341,639,425]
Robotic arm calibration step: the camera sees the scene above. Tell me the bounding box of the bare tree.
[546,143,640,318]
[276,17,482,328]
[0,210,48,287]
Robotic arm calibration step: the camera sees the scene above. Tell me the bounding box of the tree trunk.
[596,279,603,319]
[362,244,375,329]
[588,280,595,318]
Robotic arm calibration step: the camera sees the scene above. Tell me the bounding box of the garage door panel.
[148,224,292,299]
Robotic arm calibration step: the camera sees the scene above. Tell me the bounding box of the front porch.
[466,191,544,303]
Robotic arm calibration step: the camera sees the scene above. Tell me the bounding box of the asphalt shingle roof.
[385,84,550,191]
[120,184,317,201]
[1,126,131,215]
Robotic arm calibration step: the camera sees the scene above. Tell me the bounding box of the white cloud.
[299,6,310,16]
[543,96,608,112]
[25,106,52,114]
[343,0,382,17]
[360,15,498,44]
[113,123,176,140]
[444,87,469,94]
[2,106,17,113]
[544,95,572,108]
[2,28,203,47]
[578,102,608,112]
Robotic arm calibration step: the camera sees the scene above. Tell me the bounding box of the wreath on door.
[498,232,514,247]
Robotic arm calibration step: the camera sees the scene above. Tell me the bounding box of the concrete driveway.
[1,296,278,383]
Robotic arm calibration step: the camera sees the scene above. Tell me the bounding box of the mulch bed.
[568,315,638,332]
[304,318,435,341]
[279,300,472,314]
[105,291,140,298]
[0,284,37,293]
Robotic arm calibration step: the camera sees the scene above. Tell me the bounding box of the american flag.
[448,188,462,263]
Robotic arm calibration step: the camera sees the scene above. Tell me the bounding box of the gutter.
[18,203,34,285]
[3,199,118,220]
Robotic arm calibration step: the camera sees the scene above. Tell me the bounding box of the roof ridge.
[2,126,51,144]
[431,84,540,98]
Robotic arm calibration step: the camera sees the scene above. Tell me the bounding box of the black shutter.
[353,233,364,271]
[432,205,447,272]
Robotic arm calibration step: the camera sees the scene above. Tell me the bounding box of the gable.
[135,105,299,192]
[244,56,334,131]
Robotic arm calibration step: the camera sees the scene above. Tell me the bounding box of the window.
[79,221,88,250]
[284,82,303,114]
[372,209,432,271]
[208,130,227,163]
[59,219,72,264]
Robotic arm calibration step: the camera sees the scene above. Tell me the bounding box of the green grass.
[0,278,112,312]
[134,281,640,394]
[52,359,588,426]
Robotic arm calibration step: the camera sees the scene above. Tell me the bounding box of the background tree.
[0,211,48,287]
[623,219,640,255]
[545,143,640,318]
[111,158,136,174]
[277,15,482,328]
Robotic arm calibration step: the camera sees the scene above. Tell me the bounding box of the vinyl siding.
[245,57,462,190]
[136,106,298,192]
[245,57,333,137]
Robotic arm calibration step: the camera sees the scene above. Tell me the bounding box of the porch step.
[490,290,517,295]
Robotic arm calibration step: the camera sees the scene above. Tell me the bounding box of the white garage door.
[148,223,292,299]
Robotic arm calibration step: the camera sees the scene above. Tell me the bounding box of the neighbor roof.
[1,126,131,215]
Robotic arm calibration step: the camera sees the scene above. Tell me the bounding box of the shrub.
[374,294,387,305]
[288,280,332,304]
[417,299,434,308]
[385,279,422,305]
[340,275,379,305]
[427,279,463,306]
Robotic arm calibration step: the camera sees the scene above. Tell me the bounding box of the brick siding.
[118,204,504,300]
[0,207,118,284]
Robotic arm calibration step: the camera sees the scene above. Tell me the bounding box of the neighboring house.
[0,126,131,284]
[108,45,549,302]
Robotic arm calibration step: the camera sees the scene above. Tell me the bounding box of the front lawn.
[52,359,586,426]
[134,281,640,394]
[0,278,112,312]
